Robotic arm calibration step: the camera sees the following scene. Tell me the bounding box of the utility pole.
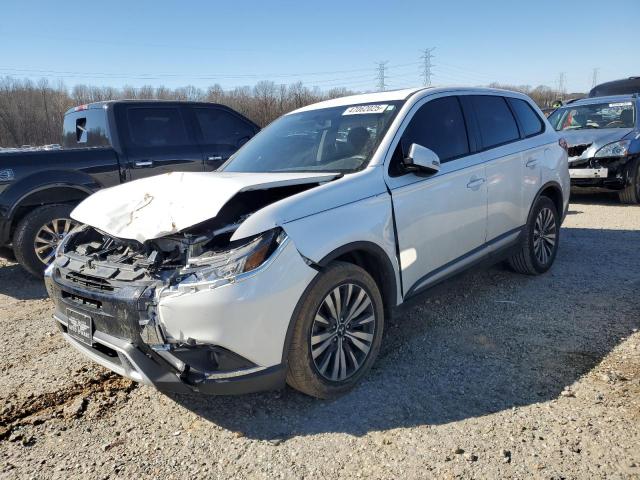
[420,48,435,86]
[591,68,600,88]
[376,61,388,91]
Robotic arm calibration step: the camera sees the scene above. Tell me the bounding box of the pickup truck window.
[62,109,111,149]
[127,108,189,147]
[194,108,255,148]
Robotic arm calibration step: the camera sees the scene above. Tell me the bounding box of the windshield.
[548,101,635,131]
[222,101,403,173]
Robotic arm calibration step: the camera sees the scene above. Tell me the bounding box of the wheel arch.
[8,183,94,235]
[317,241,398,322]
[533,181,564,222]
[281,241,398,365]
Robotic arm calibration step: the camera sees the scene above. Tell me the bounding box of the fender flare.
[6,171,101,220]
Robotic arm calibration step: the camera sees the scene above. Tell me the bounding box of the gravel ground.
[1,194,639,479]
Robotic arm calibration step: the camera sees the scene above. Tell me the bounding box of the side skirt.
[404,227,523,300]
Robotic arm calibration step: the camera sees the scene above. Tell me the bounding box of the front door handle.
[134,160,154,168]
[526,158,539,169]
[466,177,486,190]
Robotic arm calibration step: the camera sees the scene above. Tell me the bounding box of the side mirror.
[403,143,441,175]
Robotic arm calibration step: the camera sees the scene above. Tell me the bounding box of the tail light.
[558,137,568,152]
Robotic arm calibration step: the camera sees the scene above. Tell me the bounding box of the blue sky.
[1,0,638,93]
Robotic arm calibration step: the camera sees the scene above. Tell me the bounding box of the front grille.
[568,143,591,158]
[65,271,115,291]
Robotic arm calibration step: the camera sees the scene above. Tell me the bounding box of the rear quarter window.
[62,109,111,149]
[471,95,520,149]
[508,98,544,138]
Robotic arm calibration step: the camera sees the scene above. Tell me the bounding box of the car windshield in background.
[548,101,636,131]
[223,101,403,173]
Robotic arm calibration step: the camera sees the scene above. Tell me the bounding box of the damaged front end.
[46,215,290,394]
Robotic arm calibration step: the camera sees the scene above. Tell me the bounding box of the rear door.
[122,105,204,180]
[190,107,258,171]
[467,95,525,240]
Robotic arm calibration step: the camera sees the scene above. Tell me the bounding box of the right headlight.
[178,228,287,286]
[594,140,631,158]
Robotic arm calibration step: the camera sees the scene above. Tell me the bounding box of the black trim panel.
[404,226,524,299]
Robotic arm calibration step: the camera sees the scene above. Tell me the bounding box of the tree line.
[0,76,574,148]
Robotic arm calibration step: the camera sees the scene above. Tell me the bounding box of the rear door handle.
[526,158,539,169]
[466,177,486,190]
[134,160,154,168]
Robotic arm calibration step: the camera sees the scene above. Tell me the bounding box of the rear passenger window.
[472,96,520,149]
[508,98,544,138]
[194,108,255,147]
[400,96,469,163]
[127,108,189,147]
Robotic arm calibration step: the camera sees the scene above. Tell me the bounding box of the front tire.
[618,159,640,204]
[286,261,384,399]
[13,204,78,278]
[508,196,560,275]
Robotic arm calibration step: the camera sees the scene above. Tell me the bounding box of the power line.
[420,48,436,86]
[376,61,389,91]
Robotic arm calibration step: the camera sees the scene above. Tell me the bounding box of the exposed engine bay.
[56,183,317,289]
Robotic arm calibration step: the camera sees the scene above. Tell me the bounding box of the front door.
[385,95,488,296]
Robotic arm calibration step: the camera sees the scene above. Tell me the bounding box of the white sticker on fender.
[343,104,388,115]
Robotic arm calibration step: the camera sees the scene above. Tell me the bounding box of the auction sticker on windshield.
[609,102,633,107]
[343,104,389,115]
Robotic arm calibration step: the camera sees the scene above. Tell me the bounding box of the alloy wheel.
[33,218,77,265]
[533,207,557,266]
[310,283,376,382]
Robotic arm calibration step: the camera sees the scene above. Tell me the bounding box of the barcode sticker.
[343,104,389,115]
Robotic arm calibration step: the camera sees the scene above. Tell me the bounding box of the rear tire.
[508,196,560,275]
[618,159,640,204]
[13,204,77,278]
[286,261,384,399]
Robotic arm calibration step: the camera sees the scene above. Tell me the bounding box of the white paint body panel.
[71,171,338,243]
[156,240,317,367]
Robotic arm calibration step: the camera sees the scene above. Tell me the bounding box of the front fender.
[282,192,402,307]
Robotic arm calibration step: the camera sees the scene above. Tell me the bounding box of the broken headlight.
[594,140,630,158]
[178,228,287,285]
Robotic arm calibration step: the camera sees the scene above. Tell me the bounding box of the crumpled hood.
[71,171,338,243]
[562,128,634,148]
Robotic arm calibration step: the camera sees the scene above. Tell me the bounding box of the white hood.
[71,171,338,243]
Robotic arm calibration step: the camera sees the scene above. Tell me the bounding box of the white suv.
[46,87,569,399]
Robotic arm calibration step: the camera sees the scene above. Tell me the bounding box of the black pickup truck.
[0,100,259,277]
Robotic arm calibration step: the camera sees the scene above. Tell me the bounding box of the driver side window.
[390,96,470,176]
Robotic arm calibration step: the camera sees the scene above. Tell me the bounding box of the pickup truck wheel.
[286,261,384,399]
[508,196,559,275]
[618,159,640,204]
[13,204,78,278]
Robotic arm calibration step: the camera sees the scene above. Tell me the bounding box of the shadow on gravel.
[168,226,640,440]
[0,260,47,300]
